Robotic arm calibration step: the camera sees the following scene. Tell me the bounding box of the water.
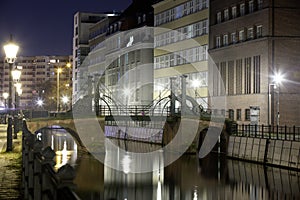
[36,128,300,200]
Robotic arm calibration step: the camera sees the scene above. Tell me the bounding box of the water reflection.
[36,128,300,200]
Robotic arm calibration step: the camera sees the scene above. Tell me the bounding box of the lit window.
[248,28,254,39]
[240,3,245,16]
[232,6,237,18]
[223,34,228,46]
[237,109,241,120]
[217,12,222,23]
[256,25,263,37]
[224,9,229,20]
[239,30,244,41]
[231,32,236,43]
[249,1,254,13]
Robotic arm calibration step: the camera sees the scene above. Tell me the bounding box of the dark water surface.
[37,128,300,200]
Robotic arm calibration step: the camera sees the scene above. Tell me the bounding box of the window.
[223,34,228,46]
[143,14,146,22]
[248,28,254,39]
[224,9,229,21]
[236,59,242,94]
[244,57,252,94]
[240,3,245,16]
[237,109,242,120]
[249,0,254,13]
[229,109,234,120]
[239,30,244,41]
[256,25,262,37]
[232,6,237,18]
[231,32,236,43]
[245,109,250,121]
[258,0,263,9]
[216,36,221,48]
[217,12,222,23]
[253,55,261,93]
[138,16,141,24]
[228,61,234,95]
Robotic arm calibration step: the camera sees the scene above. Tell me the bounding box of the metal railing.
[230,123,300,141]
[22,120,80,200]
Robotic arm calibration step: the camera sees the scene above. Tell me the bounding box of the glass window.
[237,109,241,120]
[231,32,236,43]
[258,0,263,9]
[229,109,234,120]
[256,25,262,37]
[240,3,245,16]
[249,1,254,13]
[239,30,244,41]
[217,12,222,23]
[232,6,237,18]
[224,9,229,21]
[223,34,228,46]
[248,28,254,39]
[245,109,250,121]
[216,36,221,47]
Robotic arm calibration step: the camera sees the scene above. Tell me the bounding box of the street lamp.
[57,67,62,112]
[62,96,69,111]
[3,36,19,152]
[268,72,284,125]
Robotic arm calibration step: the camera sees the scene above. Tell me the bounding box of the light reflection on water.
[37,128,300,200]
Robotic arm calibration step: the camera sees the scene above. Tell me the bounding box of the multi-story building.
[73,0,157,107]
[209,0,300,125]
[153,0,210,111]
[72,12,118,103]
[0,55,72,111]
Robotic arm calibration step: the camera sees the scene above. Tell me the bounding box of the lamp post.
[268,72,284,125]
[3,92,9,124]
[62,96,69,111]
[3,36,19,152]
[12,67,22,138]
[57,67,62,112]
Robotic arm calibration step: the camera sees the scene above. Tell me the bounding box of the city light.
[36,99,44,107]
[62,96,69,104]
[273,72,284,85]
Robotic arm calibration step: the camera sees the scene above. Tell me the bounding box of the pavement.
[0,124,22,199]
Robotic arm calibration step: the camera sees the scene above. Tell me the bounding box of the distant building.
[0,55,72,110]
[209,0,300,125]
[72,12,119,103]
[153,0,210,110]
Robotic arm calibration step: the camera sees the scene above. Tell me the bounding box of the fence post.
[276,125,279,139]
[242,124,244,137]
[255,124,257,137]
[285,125,287,140]
[293,126,296,141]
[269,125,271,139]
[33,140,43,200]
[41,147,56,199]
[262,124,264,139]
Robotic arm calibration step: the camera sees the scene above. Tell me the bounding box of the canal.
[37,127,300,200]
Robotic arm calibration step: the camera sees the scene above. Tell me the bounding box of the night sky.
[0,0,132,57]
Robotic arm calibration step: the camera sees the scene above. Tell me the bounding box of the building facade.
[153,0,210,111]
[209,0,300,125]
[0,55,72,111]
[72,12,119,103]
[73,0,157,108]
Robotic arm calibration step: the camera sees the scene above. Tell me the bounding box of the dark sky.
[0,0,132,57]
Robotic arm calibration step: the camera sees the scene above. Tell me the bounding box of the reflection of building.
[209,0,300,125]
[153,0,209,109]
[0,55,72,110]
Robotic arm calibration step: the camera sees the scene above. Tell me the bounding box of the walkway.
[0,124,22,199]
